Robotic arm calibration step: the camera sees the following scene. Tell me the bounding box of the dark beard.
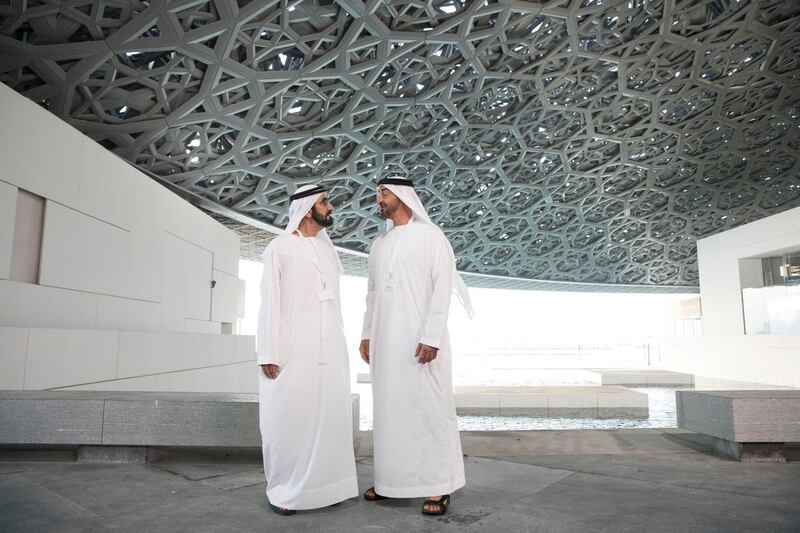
[311,206,333,227]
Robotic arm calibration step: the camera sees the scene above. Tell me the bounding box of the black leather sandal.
[421,494,450,515]
[267,498,296,516]
[363,487,388,501]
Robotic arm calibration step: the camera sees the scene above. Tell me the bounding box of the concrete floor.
[2,429,799,533]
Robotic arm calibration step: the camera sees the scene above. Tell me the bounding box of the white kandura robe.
[362,219,465,497]
[257,233,358,510]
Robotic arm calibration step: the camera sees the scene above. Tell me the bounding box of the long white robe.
[362,219,465,497]
[257,233,358,510]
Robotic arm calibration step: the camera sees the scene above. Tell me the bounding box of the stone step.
[454,386,648,418]
[584,369,694,387]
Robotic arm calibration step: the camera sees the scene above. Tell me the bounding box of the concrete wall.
[657,205,800,388]
[0,83,255,393]
[697,204,800,335]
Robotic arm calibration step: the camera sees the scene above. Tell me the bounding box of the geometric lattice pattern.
[205,207,699,293]
[2,0,799,288]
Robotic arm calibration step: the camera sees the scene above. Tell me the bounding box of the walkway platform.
[584,369,695,387]
[454,386,648,418]
[1,429,798,532]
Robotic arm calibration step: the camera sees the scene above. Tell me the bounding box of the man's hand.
[261,364,280,380]
[415,343,439,364]
[359,339,370,364]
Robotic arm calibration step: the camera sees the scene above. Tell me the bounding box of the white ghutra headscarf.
[277,183,343,273]
[378,177,474,318]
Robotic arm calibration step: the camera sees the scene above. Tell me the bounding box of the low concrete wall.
[0,391,360,449]
[676,390,800,461]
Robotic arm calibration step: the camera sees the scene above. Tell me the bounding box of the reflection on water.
[455,387,678,431]
[354,363,684,432]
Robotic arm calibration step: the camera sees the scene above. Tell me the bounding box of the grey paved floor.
[2,429,800,532]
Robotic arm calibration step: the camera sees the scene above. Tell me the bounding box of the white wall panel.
[117,331,185,379]
[740,230,800,258]
[738,259,763,289]
[213,223,240,277]
[0,180,16,280]
[658,335,800,388]
[56,362,257,393]
[40,202,130,297]
[0,280,97,329]
[193,364,244,393]
[184,238,213,321]
[0,82,247,366]
[238,361,258,393]
[0,327,29,389]
[9,189,45,284]
[126,224,165,304]
[127,178,165,303]
[237,278,246,318]
[155,370,195,392]
[160,233,188,332]
[211,269,239,324]
[184,319,221,334]
[184,333,245,368]
[162,191,216,253]
[96,295,160,332]
[25,329,118,389]
[764,350,792,387]
[3,327,256,391]
[0,83,81,208]
[159,232,212,326]
[78,137,135,230]
[237,334,256,361]
[89,375,158,392]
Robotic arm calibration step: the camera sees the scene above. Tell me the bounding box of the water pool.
[354,369,683,431]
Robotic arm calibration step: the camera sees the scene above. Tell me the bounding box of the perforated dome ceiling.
[1,0,799,289]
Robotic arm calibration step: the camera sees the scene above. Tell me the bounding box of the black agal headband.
[289,185,326,201]
[377,177,414,187]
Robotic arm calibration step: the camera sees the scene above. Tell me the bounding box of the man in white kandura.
[360,176,474,516]
[257,184,358,516]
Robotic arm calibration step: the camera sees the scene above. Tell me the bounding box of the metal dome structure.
[1,0,799,290]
